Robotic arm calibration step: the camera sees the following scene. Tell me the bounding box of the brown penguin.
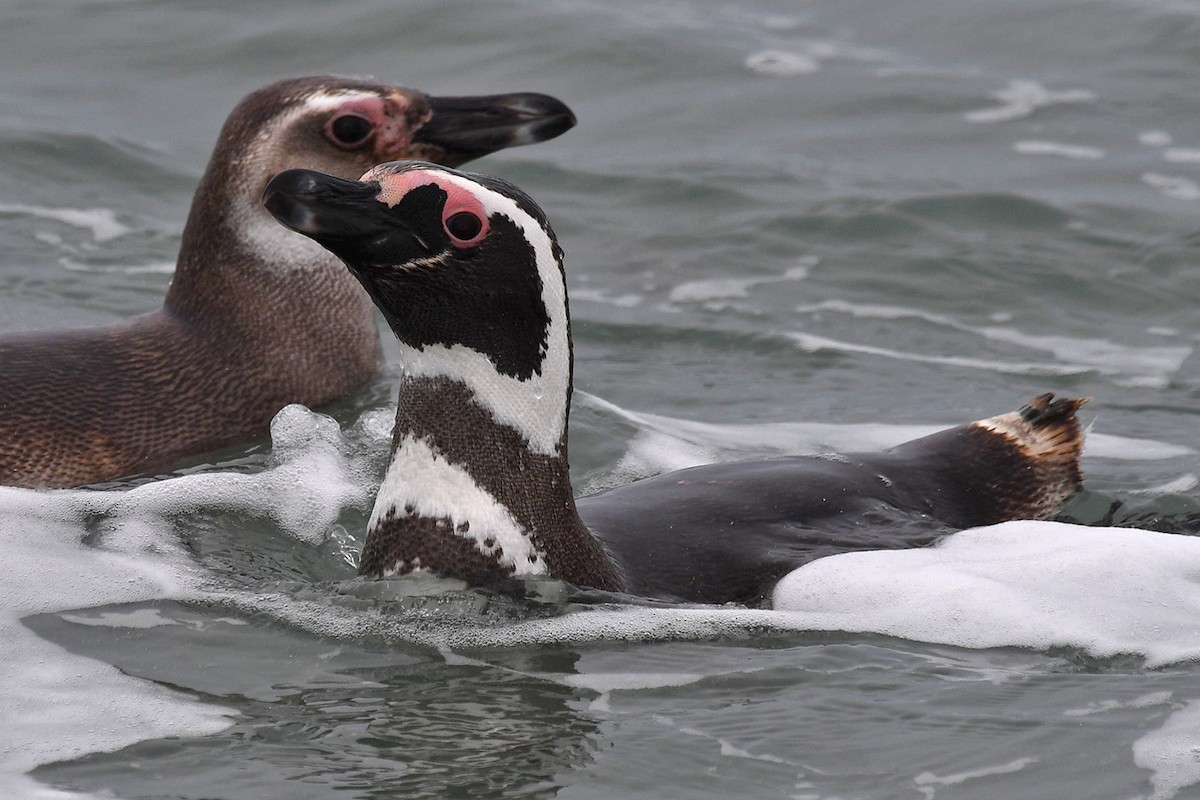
[0,76,575,488]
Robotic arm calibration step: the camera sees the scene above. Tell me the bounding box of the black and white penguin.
[262,162,1087,607]
[0,76,575,489]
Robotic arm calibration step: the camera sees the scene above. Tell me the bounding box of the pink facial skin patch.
[366,168,491,247]
[319,95,421,156]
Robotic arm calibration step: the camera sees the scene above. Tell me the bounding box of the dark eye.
[329,114,372,146]
[445,211,483,241]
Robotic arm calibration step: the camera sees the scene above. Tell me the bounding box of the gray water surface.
[2,1,1200,798]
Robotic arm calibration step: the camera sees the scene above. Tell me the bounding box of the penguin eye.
[327,114,373,148]
[445,211,484,243]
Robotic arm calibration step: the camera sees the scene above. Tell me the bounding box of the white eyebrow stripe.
[301,90,380,112]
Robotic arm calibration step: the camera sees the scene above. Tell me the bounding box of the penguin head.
[263,161,563,383]
[219,76,576,183]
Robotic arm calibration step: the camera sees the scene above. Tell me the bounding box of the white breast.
[369,433,550,576]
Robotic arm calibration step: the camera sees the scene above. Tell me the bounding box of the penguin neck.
[166,83,384,330]
[361,293,622,592]
[163,161,382,399]
[169,163,354,308]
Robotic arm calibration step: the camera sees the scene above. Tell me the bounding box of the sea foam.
[0,404,385,792]
[6,403,1199,797]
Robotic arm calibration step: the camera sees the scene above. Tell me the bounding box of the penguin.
[261,161,1087,607]
[0,76,575,488]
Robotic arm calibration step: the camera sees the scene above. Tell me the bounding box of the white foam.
[1085,434,1193,460]
[1127,474,1199,495]
[575,390,946,483]
[1063,691,1173,718]
[0,203,130,242]
[246,522,1200,676]
[791,299,1191,389]
[573,391,1189,484]
[1013,140,1105,160]
[560,671,705,693]
[1163,148,1200,164]
[571,288,644,308]
[669,260,814,305]
[101,404,373,545]
[6,774,116,800]
[914,757,1038,799]
[676,725,797,766]
[60,258,176,275]
[744,50,819,76]
[59,608,180,629]
[1140,130,1174,147]
[0,488,232,788]
[972,328,1189,389]
[1133,700,1200,800]
[1142,173,1200,200]
[787,331,1094,379]
[743,34,889,77]
[596,422,1184,484]
[4,401,1197,794]
[0,403,384,792]
[794,299,957,326]
[772,522,1200,668]
[965,80,1096,124]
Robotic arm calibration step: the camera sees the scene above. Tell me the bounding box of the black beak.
[262,169,375,236]
[414,92,576,161]
[262,168,420,267]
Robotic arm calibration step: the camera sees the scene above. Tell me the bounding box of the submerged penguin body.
[580,393,1084,604]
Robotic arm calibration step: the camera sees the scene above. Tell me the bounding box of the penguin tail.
[889,393,1088,526]
[987,392,1088,475]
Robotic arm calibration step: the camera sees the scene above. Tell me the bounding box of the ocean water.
[2,0,1200,798]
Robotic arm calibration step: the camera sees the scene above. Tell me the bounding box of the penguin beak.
[414,93,576,162]
[262,168,420,267]
[262,168,371,236]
